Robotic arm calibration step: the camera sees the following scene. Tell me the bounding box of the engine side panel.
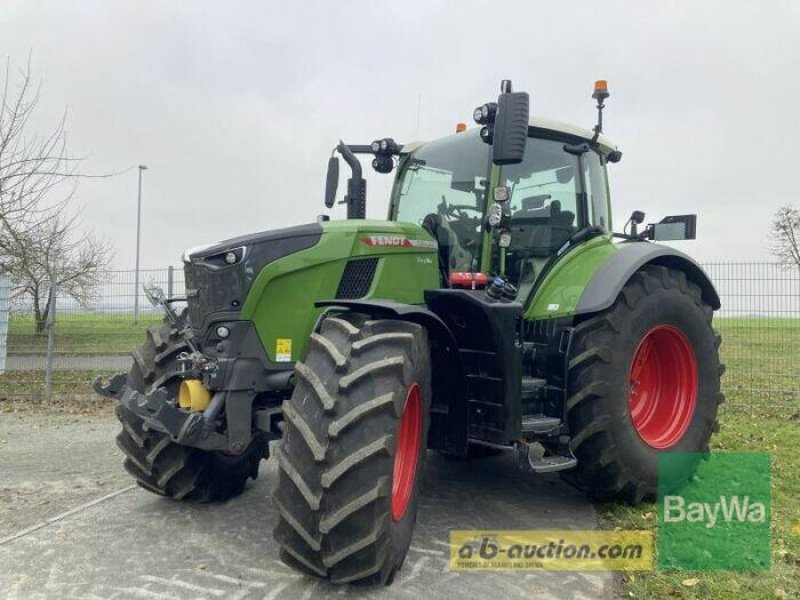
[240,220,439,363]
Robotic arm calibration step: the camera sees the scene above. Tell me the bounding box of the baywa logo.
[663,495,767,529]
[658,452,771,571]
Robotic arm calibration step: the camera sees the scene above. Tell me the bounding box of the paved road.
[4,354,130,371]
[0,414,616,599]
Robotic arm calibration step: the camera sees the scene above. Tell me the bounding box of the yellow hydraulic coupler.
[178,379,211,411]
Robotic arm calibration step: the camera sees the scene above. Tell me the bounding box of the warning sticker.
[276,338,292,362]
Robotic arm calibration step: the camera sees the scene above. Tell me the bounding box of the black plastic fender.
[575,241,721,315]
[315,299,469,456]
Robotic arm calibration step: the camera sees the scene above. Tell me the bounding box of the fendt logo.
[360,235,437,249]
[662,495,767,529]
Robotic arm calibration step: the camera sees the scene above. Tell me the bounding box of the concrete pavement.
[0,414,616,599]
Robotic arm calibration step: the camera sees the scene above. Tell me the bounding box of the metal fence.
[0,268,186,400]
[0,263,798,412]
[704,262,800,411]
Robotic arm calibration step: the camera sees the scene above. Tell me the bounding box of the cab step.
[516,441,577,474]
[526,454,577,474]
[521,414,561,435]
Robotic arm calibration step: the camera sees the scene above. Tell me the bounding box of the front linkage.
[95,283,274,457]
[94,373,228,451]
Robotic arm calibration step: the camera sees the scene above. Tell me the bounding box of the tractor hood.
[182,223,323,335]
[182,223,323,264]
[182,219,438,348]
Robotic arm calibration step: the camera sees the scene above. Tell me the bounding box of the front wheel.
[562,265,724,503]
[273,313,431,585]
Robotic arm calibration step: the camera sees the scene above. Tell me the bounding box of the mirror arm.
[612,230,651,241]
[337,141,367,219]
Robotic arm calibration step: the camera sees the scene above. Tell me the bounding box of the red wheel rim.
[628,325,698,449]
[392,384,422,521]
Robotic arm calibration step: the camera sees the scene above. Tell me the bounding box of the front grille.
[184,261,245,328]
[184,262,210,326]
[336,258,379,299]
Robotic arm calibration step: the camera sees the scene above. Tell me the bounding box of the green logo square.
[657,452,770,571]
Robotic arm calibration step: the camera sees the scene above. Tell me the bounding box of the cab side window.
[584,152,609,231]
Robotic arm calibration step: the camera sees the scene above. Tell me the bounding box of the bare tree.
[769,205,800,270]
[0,56,113,332]
[0,213,112,332]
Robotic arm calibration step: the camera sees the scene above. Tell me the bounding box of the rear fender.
[576,242,721,315]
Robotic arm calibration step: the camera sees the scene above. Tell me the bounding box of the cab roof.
[529,115,617,155]
[402,116,618,156]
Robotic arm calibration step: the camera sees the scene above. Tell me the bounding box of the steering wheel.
[447,204,482,219]
[437,196,481,219]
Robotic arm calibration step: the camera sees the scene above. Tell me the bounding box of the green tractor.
[96,80,723,585]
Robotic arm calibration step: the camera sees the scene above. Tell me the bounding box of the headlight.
[196,246,246,268]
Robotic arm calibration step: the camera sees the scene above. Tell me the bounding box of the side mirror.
[492,91,529,165]
[324,156,339,209]
[651,214,697,241]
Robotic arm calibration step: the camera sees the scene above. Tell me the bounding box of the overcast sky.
[2,1,798,268]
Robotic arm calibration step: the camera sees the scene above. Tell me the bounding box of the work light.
[488,203,503,227]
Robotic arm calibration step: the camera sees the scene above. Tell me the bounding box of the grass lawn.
[6,312,163,355]
[0,370,119,399]
[603,407,800,599]
[715,317,800,408]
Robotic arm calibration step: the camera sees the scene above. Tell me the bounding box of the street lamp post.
[134,164,148,324]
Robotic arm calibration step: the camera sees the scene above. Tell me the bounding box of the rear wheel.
[273,313,431,585]
[562,265,724,503]
[116,316,268,502]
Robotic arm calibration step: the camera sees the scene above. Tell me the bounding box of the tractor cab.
[326,79,626,312]
[389,119,617,303]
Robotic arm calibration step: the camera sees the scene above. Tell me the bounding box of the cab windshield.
[392,130,609,297]
[392,130,489,273]
[499,138,609,299]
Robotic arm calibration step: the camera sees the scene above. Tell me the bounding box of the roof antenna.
[590,79,609,144]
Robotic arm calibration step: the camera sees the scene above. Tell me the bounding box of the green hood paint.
[240,220,439,362]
